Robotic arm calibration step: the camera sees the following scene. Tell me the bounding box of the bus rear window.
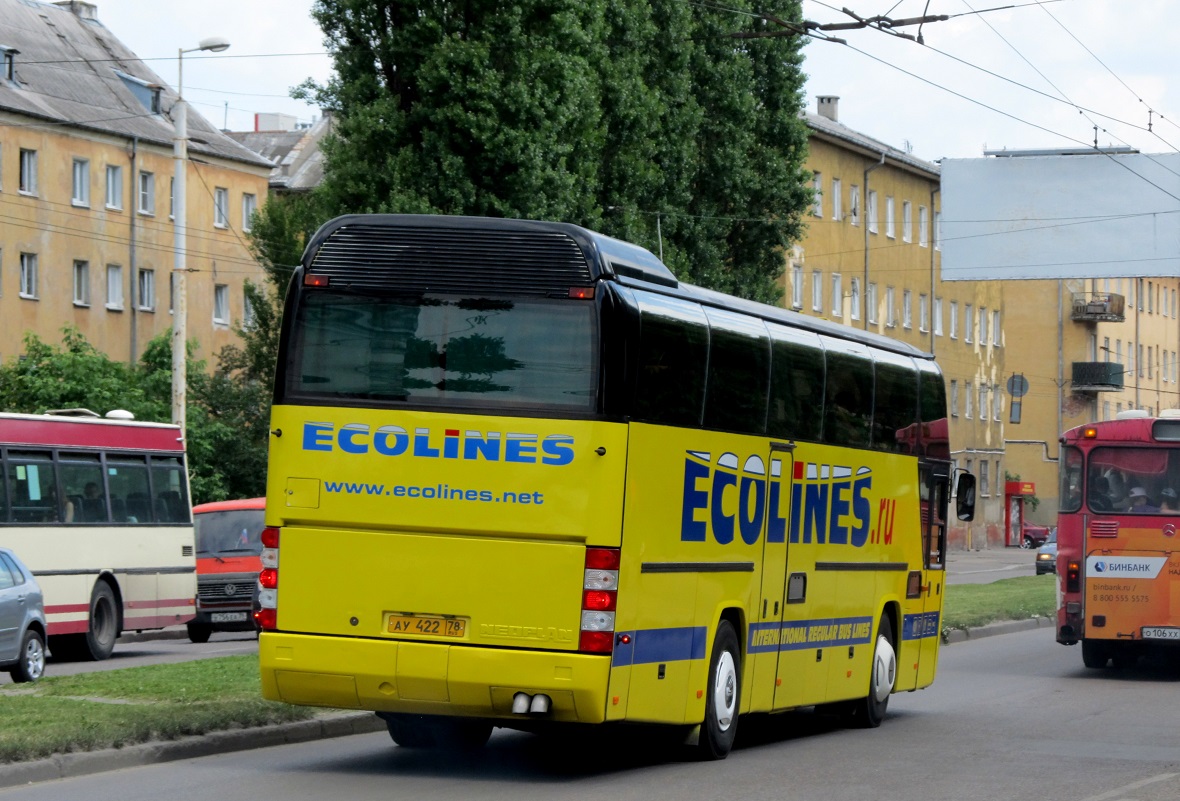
[287,292,597,411]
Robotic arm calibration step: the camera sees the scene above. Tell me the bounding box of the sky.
[87,0,1180,164]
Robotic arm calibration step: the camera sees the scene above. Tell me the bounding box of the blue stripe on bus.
[747,616,874,654]
[901,611,941,640]
[612,626,708,666]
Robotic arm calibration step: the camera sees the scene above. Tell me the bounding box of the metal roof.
[804,111,941,180]
[0,0,270,168]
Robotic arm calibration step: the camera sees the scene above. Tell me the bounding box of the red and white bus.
[0,410,196,660]
[1057,410,1180,668]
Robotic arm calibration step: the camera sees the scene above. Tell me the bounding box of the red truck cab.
[189,498,265,643]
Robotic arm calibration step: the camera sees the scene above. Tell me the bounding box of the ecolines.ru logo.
[681,454,891,548]
[301,423,575,465]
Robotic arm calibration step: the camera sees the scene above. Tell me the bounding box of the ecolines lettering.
[789,462,874,547]
[302,423,575,466]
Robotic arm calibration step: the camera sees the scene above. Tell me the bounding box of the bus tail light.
[256,526,280,631]
[580,547,619,653]
[1066,560,1081,593]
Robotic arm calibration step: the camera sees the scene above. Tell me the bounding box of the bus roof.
[1062,413,1180,444]
[0,412,184,452]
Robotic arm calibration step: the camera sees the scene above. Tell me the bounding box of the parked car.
[1035,531,1058,575]
[189,498,265,643]
[0,547,47,682]
[1020,519,1052,549]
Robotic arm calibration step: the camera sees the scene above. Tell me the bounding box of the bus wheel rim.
[873,634,897,703]
[713,651,738,731]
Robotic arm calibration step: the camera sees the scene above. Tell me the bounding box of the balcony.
[1070,292,1126,322]
[1072,361,1125,392]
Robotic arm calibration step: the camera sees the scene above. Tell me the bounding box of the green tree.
[297,0,811,301]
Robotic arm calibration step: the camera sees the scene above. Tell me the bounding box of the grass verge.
[941,573,1057,636]
[0,655,314,764]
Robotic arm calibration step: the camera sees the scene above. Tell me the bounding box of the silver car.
[0,547,47,682]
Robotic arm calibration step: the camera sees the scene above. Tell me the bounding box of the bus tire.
[857,614,896,729]
[382,713,491,750]
[187,623,213,644]
[1081,640,1108,669]
[696,620,741,760]
[82,582,119,661]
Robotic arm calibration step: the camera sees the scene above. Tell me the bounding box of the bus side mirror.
[955,473,976,521]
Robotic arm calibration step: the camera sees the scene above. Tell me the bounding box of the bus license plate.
[1142,627,1180,640]
[387,613,466,638]
[211,612,248,623]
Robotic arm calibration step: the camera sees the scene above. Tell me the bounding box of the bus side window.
[823,348,873,448]
[767,326,824,442]
[872,356,919,453]
[702,307,770,436]
[632,293,708,428]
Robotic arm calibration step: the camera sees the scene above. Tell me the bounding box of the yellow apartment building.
[792,96,1006,549]
[0,0,270,367]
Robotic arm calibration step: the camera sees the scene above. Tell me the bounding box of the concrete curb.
[0,711,386,789]
[942,615,1056,644]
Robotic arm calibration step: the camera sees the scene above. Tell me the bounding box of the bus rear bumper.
[259,631,612,723]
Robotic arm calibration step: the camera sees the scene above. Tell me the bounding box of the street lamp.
[172,37,230,432]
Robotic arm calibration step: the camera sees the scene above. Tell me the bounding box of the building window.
[950,380,959,417]
[812,172,823,217]
[993,384,1002,420]
[902,289,912,329]
[867,190,878,234]
[1102,401,1110,421]
[919,293,929,332]
[964,304,974,344]
[934,298,943,336]
[243,289,256,329]
[850,277,860,321]
[71,158,90,206]
[919,205,928,247]
[902,200,912,243]
[979,306,988,345]
[19,149,37,195]
[1148,281,1153,313]
[965,381,973,419]
[867,282,878,324]
[19,252,37,298]
[169,177,175,219]
[214,187,229,228]
[1116,339,1122,363]
[992,310,1001,346]
[979,384,988,421]
[73,260,90,306]
[138,171,154,215]
[949,301,958,339]
[1148,346,1153,379]
[1103,336,1110,362]
[980,460,990,496]
[886,286,896,327]
[831,178,842,221]
[1139,343,1145,377]
[831,274,842,316]
[885,196,895,238]
[137,269,155,311]
[791,263,803,309]
[850,185,860,226]
[106,264,123,310]
[242,193,257,232]
[105,165,123,209]
[934,211,942,250]
[812,270,822,312]
[213,284,229,324]
[1129,342,1135,376]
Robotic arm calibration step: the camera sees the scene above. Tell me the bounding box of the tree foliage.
[297,0,811,301]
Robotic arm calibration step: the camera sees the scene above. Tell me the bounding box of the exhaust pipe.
[528,693,551,714]
[511,692,531,714]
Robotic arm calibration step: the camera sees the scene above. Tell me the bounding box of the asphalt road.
[2,627,1178,801]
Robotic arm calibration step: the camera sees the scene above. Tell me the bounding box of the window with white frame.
[105,165,123,209]
[1139,344,1144,377]
[979,306,988,345]
[950,380,959,417]
[791,264,803,309]
[850,277,860,321]
[850,185,860,226]
[106,264,123,310]
[137,269,155,311]
[867,190,878,233]
[867,282,878,324]
[1102,401,1110,420]
[885,196,895,238]
[19,149,37,195]
[812,270,822,312]
[919,294,929,332]
[886,286,896,327]
[950,301,958,339]
[812,172,823,217]
[169,177,174,219]
[242,193,257,232]
[19,252,37,298]
[138,171,154,215]
[243,288,256,329]
[902,289,912,329]
[1116,339,1122,363]
[934,297,943,335]
[993,384,1002,420]
[71,158,90,206]
[992,310,1000,346]
[214,187,229,228]
[1103,336,1110,362]
[979,384,988,420]
[832,274,842,316]
[902,200,912,242]
[831,178,842,221]
[919,205,928,247]
[964,304,974,343]
[965,381,973,418]
[213,283,229,324]
[934,210,942,250]
[980,459,989,495]
[73,260,90,306]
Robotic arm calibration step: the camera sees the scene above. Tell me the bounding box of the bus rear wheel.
[381,713,491,750]
[1081,640,1109,669]
[856,615,896,729]
[50,582,119,662]
[696,620,741,760]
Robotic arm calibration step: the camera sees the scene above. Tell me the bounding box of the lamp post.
[172,37,230,431]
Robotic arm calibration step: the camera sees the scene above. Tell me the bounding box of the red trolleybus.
[0,410,196,660]
[1057,410,1180,668]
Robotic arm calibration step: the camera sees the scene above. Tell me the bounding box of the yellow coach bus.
[258,214,975,759]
